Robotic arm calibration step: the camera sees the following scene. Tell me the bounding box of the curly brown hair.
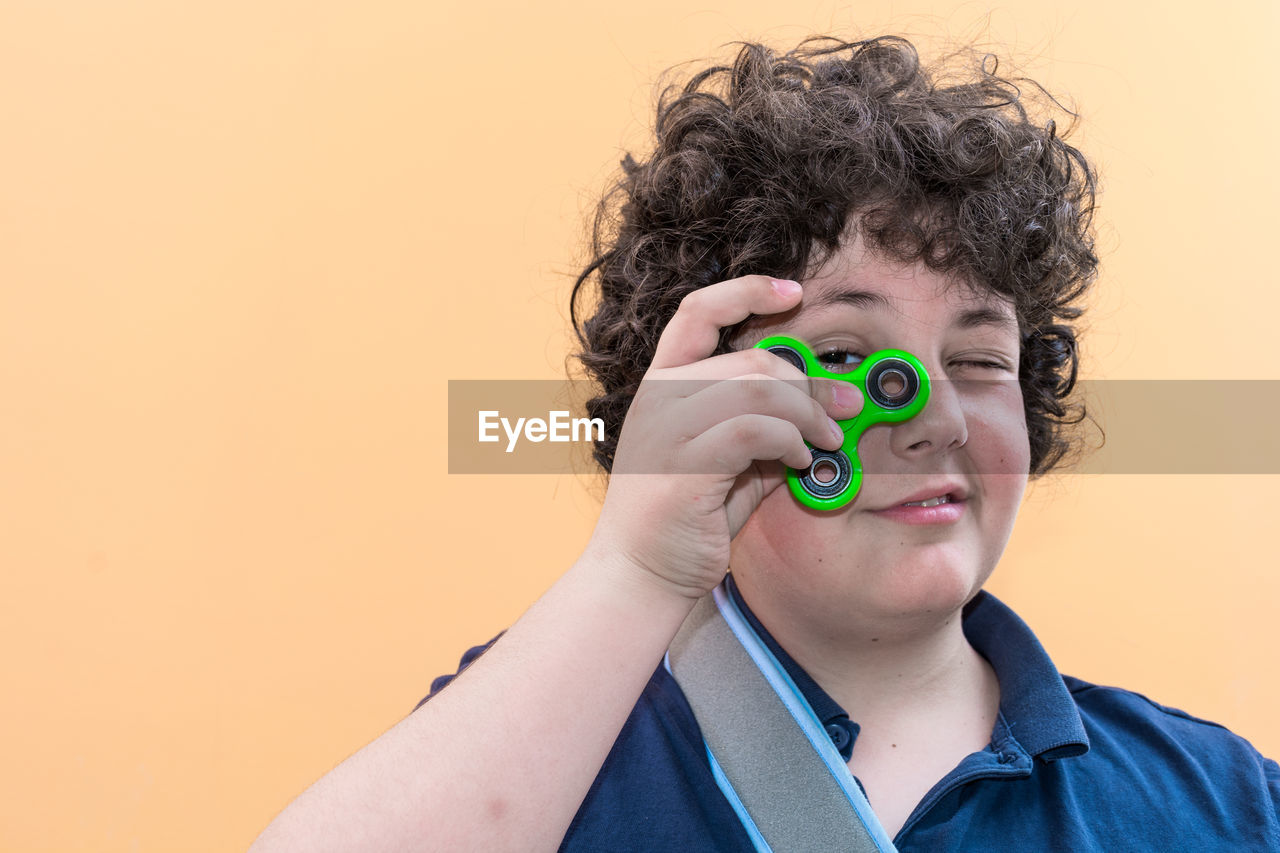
[570,35,1097,475]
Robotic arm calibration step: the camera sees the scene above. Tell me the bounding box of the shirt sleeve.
[1266,757,1280,830]
[411,633,503,712]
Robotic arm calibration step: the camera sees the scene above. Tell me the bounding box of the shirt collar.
[962,591,1089,761]
[725,576,1089,764]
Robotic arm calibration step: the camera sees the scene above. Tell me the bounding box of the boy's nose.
[890,377,968,458]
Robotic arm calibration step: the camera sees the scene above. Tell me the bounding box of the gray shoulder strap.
[668,589,888,853]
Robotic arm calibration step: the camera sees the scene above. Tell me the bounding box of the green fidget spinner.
[755,335,931,511]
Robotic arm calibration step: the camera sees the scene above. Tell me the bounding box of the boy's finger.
[673,373,845,452]
[683,414,815,475]
[649,276,801,370]
[651,349,864,421]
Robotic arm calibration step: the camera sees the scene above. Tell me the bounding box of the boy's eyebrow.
[956,306,1018,333]
[807,288,892,312]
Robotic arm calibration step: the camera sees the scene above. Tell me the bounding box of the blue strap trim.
[711,584,899,853]
[705,742,774,853]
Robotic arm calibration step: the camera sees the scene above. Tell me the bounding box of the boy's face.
[731,236,1029,640]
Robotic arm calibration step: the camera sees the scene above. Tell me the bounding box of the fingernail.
[771,278,801,297]
[832,382,859,410]
[828,417,844,444]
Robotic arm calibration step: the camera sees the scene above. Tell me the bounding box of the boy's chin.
[737,549,993,639]
[869,564,990,622]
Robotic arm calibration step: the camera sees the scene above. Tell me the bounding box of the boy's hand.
[586,275,862,601]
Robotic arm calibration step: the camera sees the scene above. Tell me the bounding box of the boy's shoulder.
[1060,672,1279,780]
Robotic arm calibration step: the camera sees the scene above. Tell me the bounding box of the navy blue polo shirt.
[420,579,1280,851]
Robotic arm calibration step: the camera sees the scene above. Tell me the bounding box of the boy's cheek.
[737,490,835,567]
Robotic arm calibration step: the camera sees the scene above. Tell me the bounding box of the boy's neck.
[730,572,999,729]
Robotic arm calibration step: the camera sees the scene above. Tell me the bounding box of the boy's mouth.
[901,495,953,508]
[873,488,967,525]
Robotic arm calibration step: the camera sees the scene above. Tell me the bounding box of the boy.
[252,35,1279,851]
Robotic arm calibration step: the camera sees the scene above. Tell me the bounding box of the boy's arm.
[248,276,858,852]
[249,546,696,852]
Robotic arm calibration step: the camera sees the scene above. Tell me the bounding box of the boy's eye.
[816,348,865,373]
[951,357,1012,372]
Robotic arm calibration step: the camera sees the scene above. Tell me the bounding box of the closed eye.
[949,356,1017,378]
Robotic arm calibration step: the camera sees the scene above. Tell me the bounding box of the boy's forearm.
[249,547,698,853]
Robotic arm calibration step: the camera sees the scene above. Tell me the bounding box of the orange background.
[3,2,1278,850]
